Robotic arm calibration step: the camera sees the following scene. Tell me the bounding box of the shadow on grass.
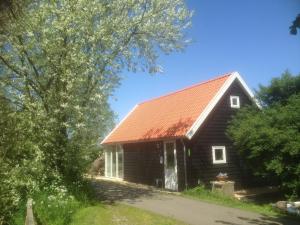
[246,192,285,205]
[90,179,156,205]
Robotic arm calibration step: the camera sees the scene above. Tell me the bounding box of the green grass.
[33,191,83,225]
[70,204,187,225]
[183,186,280,216]
[11,201,27,225]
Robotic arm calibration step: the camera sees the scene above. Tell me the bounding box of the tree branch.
[0,54,49,111]
[0,54,24,77]
[17,36,40,78]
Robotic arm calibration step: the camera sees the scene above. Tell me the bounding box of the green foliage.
[0,0,27,30]
[33,188,82,225]
[10,201,27,225]
[228,72,300,198]
[12,181,95,225]
[0,0,191,223]
[0,91,45,224]
[256,71,300,107]
[0,0,191,179]
[290,14,300,35]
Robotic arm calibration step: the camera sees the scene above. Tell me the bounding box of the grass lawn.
[183,186,283,217]
[70,203,187,225]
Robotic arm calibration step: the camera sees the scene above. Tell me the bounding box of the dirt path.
[92,178,299,225]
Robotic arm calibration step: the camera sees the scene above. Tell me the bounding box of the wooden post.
[25,199,36,225]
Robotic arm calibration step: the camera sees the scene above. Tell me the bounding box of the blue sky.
[110,0,300,121]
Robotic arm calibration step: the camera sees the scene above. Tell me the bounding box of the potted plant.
[216,172,228,181]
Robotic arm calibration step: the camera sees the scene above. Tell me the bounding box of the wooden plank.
[25,199,36,225]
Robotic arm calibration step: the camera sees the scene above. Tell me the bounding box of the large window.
[105,145,123,179]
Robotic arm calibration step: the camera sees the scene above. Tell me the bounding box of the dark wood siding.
[121,79,261,190]
[123,141,164,187]
[187,80,254,189]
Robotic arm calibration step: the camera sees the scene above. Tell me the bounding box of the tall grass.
[12,180,96,225]
[33,191,82,225]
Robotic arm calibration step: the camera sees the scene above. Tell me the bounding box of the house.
[101,72,259,191]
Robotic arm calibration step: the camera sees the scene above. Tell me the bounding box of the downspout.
[181,139,188,190]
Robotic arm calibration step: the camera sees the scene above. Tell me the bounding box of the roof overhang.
[101,104,139,145]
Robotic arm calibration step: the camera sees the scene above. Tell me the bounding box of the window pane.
[106,150,111,177]
[105,151,107,176]
[215,149,224,161]
[230,96,240,108]
[166,143,175,168]
[232,98,237,105]
[117,150,123,178]
[112,150,116,177]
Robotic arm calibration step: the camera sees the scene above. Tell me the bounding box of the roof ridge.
[138,72,234,106]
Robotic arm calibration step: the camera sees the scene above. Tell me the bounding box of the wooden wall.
[186,80,255,189]
[123,141,164,187]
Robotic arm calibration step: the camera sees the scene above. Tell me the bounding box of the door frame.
[163,140,178,191]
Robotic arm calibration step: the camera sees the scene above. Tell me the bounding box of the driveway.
[92,178,299,225]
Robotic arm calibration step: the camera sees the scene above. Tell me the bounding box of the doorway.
[164,141,178,191]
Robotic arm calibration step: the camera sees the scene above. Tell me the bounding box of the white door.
[164,141,178,191]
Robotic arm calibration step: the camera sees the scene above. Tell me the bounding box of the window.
[212,146,227,164]
[230,96,240,108]
[105,145,123,179]
[165,142,175,168]
[105,150,112,177]
[117,149,123,179]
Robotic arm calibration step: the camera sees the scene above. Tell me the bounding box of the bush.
[34,191,81,225]
[32,180,95,225]
[0,165,20,224]
[227,72,300,199]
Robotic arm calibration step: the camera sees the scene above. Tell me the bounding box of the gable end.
[185,72,260,139]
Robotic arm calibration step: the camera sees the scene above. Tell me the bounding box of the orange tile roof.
[102,72,233,144]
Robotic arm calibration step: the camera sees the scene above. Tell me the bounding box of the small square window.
[212,146,227,164]
[230,96,240,108]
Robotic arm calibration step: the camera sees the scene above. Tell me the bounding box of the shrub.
[33,186,82,225]
[227,72,300,199]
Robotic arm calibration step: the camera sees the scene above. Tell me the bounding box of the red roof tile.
[102,72,233,144]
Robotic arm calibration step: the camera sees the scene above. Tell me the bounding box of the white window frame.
[104,145,124,180]
[212,146,227,164]
[230,95,240,108]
